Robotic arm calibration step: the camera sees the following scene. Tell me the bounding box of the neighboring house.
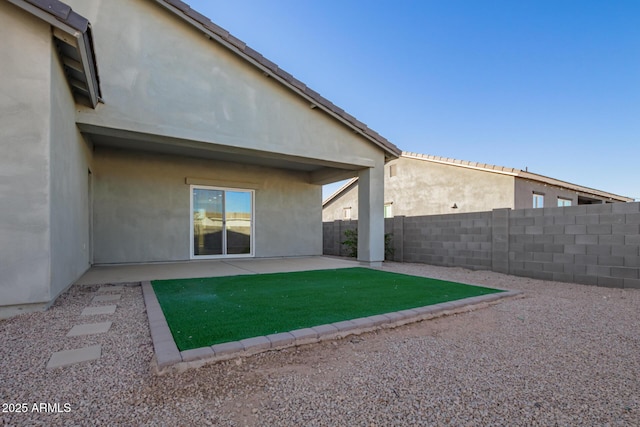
[0,0,400,317]
[323,152,632,221]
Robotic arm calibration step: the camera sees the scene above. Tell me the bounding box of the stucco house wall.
[0,2,52,309]
[384,156,515,216]
[324,154,632,221]
[1,0,399,317]
[67,0,382,170]
[93,147,321,264]
[514,178,577,209]
[323,183,360,222]
[49,41,94,300]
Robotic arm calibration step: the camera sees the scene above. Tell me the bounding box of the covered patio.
[75,256,361,285]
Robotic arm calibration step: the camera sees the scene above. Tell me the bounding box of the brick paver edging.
[141,280,523,374]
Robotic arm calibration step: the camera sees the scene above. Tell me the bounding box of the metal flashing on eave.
[9,0,102,108]
[153,0,401,160]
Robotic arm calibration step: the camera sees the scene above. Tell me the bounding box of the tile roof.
[10,0,101,107]
[23,0,88,31]
[156,0,401,159]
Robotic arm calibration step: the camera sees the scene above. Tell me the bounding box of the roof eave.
[9,0,102,108]
[516,171,634,202]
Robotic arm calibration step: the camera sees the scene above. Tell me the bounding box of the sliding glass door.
[191,186,253,258]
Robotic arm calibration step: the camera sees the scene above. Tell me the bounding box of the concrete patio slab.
[67,321,112,337]
[92,294,121,303]
[225,256,360,274]
[81,305,117,316]
[47,345,101,369]
[76,256,360,285]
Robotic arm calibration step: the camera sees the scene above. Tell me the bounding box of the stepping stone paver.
[47,345,101,369]
[97,285,124,293]
[67,321,112,337]
[81,305,117,316]
[92,294,121,303]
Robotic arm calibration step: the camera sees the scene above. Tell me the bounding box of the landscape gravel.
[1,261,638,426]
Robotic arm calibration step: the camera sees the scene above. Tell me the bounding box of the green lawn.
[152,267,502,351]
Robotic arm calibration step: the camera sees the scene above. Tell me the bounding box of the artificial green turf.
[152,267,502,351]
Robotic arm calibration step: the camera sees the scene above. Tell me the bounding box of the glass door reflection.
[192,187,253,257]
[193,189,224,256]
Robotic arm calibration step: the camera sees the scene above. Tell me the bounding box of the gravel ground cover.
[1,261,638,426]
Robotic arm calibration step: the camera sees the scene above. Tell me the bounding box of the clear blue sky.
[187,0,639,201]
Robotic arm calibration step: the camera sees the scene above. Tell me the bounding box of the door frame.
[189,184,255,259]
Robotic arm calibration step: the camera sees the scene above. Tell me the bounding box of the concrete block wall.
[392,212,493,270]
[322,202,640,288]
[322,220,357,257]
[508,202,640,288]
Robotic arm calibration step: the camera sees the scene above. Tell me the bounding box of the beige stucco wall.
[93,147,322,263]
[324,157,516,220]
[0,2,53,310]
[513,178,608,208]
[49,46,93,299]
[323,182,359,222]
[387,157,515,215]
[65,0,382,169]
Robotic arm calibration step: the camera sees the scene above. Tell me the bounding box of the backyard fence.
[323,202,640,289]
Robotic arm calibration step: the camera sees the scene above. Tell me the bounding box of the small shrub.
[342,229,394,260]
[342,229,358,258]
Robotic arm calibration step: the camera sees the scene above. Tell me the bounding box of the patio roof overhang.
[81,124,370,185]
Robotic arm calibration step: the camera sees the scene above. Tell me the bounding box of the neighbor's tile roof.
[157,0,401,158]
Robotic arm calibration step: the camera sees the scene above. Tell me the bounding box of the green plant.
[342,229,358,257]
[342,229,395,259]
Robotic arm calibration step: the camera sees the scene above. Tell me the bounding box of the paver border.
[141,280,523,374]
